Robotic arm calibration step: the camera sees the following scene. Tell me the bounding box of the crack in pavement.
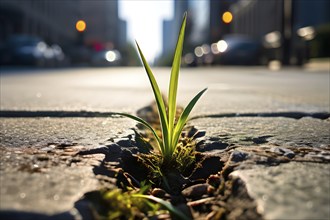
[190,112,330,120]
[1,110,329,120]
[0,110,116,118]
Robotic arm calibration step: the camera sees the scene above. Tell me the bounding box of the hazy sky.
[119,0,173,63]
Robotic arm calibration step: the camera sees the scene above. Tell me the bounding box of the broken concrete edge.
[229,162,330,220]
[225,146,330,220]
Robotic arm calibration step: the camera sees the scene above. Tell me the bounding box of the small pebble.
[151,188,167,198]
[40,146,55,152]
[182,183,214,199]
[230,151,248,162]
[207,174,222,188]
[271,147,295,159]
[36,155,49,161]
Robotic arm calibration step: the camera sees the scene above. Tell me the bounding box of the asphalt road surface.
[1,66,329,115]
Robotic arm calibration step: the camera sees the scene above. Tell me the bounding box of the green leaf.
[125,12,206,166]
[168,12,187,147]
[114,112,164,154]
[132,194,190,220]
[172,88,207,149]
[135,42,170,154]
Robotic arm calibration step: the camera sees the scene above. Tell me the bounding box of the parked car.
[0,35,50,67]
[212,35,264,65]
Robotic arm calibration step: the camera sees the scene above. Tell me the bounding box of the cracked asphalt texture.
[1,66,329,219]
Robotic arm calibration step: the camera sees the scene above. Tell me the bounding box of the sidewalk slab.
[231,162,330,220]
[0,117,135,148]
[0,117,135,216]
[189,117,330,149]
[0,165,98,215]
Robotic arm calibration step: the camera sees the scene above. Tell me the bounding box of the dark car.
[0,35,49,67]
[213,35,264,65]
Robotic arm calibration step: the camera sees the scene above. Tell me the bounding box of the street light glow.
[105,51,116,62]
[217,40,228,53]
[222,11,233,24]
[194,46,204,57]
[76,20,86,32]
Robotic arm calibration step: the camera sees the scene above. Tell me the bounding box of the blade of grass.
[168,12,187,147]
[115,112,164,154]
[133,194,190,220]
[172,88,208,149]
[135,41,170,155]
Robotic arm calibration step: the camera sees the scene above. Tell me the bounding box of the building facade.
[0,0,78,46]
[230,0,330,64]
[0,0,127,53]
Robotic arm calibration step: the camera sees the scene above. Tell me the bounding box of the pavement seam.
[1,110,329,120]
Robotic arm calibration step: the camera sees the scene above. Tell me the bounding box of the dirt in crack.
[75,101,263,220]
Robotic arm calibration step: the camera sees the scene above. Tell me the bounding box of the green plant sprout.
[117,12,207,166]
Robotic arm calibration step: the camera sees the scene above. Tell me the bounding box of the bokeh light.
[217,40,228,52]
[222,11,233,24]
[194,46,204,57]
[75,20,86,32]
[105,51,116,62]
